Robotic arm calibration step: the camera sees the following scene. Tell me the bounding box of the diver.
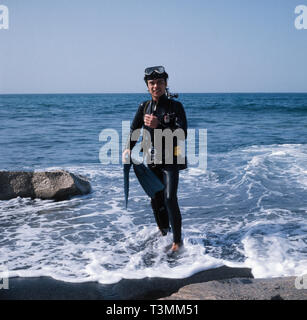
[122,66,188,252]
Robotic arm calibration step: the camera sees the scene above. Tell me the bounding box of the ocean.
[0,93,306,284]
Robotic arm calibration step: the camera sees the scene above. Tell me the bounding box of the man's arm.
[125,102,145,151]
[166,101,187,139]
[175,102,188,138]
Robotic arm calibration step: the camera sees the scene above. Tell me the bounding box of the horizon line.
[1,91,307,95]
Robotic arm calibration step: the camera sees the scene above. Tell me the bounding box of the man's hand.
[144,114,160,128]
[122,149,131,163]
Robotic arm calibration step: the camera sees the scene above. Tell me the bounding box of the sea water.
[0,93,306,283]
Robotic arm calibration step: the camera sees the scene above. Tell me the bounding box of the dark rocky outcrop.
[1,266,305,300]
[160,276,307,300]
[0,170,91,201]
[0,266,253,300]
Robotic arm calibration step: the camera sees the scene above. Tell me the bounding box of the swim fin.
[133,163,165,198]
[123,160,164,208]
[123,163,132,209]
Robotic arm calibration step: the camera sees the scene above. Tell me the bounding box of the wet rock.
[160,276,307,300]
[0,170,91,201]
[0,171,34,200]
[0,266,253,300]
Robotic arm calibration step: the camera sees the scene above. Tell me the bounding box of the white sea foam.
[1,144,307,283]
[242,234,307,278]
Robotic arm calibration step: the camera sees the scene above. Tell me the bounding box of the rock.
[0,266,253,300]
[31,171,91,200]
[160,277,307,300]
[116,265,253,300]
[0,171,34,200]
[0,170,91,201]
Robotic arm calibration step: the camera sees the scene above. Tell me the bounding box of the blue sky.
[0,0,307,93]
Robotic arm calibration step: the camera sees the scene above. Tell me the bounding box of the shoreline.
[0,265,252,300]
[1,266,305,300]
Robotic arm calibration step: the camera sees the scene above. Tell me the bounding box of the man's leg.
[149,166,170,234]
[162,168,182,246]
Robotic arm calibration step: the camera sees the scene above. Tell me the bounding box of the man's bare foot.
[171,242,182,252]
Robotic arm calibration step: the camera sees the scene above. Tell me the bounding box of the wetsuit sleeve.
[125,103,145,150]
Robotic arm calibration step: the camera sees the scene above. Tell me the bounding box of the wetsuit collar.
[152,93,168,106]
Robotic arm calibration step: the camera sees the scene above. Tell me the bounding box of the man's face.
[147,78,166,100]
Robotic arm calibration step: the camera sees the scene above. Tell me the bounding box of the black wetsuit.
[127,94,188,244]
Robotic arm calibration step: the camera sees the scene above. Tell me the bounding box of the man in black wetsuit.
[122,66,187,252]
